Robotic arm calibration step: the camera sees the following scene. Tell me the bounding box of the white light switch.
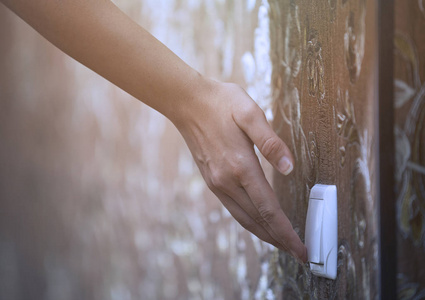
[305,184,337,280]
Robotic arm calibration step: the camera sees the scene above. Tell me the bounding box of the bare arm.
[1,0,307,262]
[1,0,203,123]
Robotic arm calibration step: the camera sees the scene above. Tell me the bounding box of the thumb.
[235,103,294,175]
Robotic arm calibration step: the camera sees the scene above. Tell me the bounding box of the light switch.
[305,198,324,264]
[305,184,337,280]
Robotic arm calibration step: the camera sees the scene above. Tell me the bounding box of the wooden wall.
[395,0,425,298]
[270,0,380,298]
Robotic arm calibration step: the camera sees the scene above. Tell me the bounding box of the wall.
[395,0,425,298]
[269,0,379,298]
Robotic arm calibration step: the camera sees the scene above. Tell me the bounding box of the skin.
[1,0,308,263]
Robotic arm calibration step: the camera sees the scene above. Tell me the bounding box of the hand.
[174,79,307,263]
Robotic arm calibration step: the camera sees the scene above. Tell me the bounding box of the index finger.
[240,162,307,262]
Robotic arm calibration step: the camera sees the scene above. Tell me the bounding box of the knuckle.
[210,170,227,190]
[258,204,277,224]
[230,156,249,181]
[228,82,244,92]
[238,218,256,232]
[232,166,244,182]
[205,177,215,191]
[237,101,262,125]
[254,215,268,227]
[225,82,246,96]
[261,136,283,160]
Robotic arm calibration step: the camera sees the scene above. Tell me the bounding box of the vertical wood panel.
[394,0,425,298]
[270,0,380,298]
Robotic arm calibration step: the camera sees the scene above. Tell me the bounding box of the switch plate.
[305,184,337,280]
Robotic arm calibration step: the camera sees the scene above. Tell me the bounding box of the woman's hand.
[174,79,307,263]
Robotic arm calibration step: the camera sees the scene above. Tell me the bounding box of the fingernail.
[277,157,293,175]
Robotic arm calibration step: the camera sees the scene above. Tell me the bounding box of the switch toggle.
[305,184,337,280]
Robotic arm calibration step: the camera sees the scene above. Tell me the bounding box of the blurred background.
[0,1,278,299]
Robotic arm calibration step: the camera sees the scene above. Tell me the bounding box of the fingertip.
[289,235,307,263]
[300,245,308,263]
[277,156,294,175]
[290,245,307,264]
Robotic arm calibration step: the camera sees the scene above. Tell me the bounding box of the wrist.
[166,73,218,130]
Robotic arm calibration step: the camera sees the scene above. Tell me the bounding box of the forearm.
[1,0,205,123]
